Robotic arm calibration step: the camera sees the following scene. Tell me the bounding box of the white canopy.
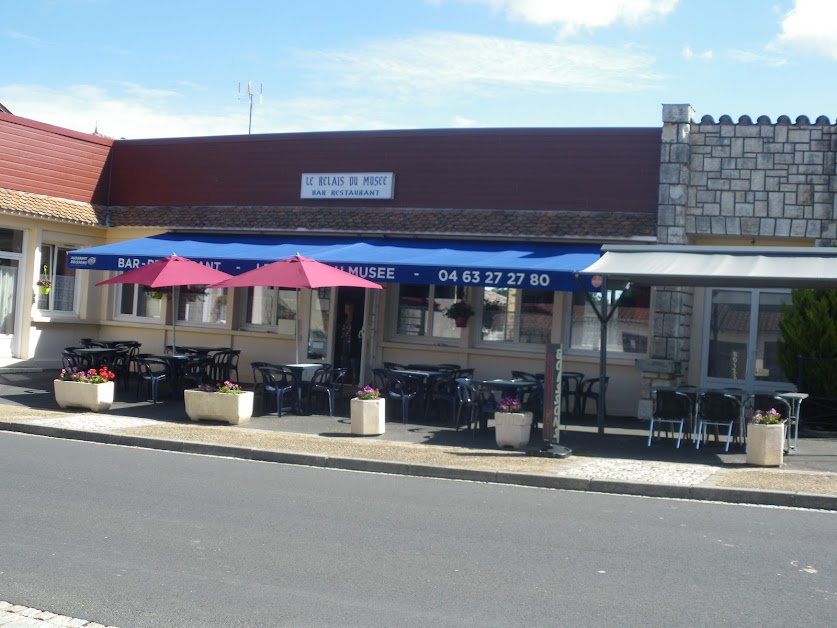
[580,245,837,288]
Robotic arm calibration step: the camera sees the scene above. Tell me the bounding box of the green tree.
[778,289,837,397]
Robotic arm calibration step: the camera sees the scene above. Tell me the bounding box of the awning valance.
[68,233,602,291]
[580,244,837,289]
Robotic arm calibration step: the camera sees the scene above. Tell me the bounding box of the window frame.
[390,283,465,342]
[36,243,79,317]
[564,283,652,358]
[476,286,557,349]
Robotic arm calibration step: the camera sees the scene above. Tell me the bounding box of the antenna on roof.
[238,81,263,135]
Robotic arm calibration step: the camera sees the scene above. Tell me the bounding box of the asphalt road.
[1,432,836,628]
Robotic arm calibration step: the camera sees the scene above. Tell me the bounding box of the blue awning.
[68,233,601,291]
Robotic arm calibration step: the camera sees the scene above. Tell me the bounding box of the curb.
[3,420,837,511]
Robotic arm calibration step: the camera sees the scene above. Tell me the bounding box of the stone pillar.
[637,104,696,419]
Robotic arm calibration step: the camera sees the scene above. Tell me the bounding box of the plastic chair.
[384,370,418,424]
[135,356,172,404]
[648,388,692,448]
[695,390,743,451]
[578,377,609,418]
[208,349,241,386]
[454,378,493,433]
[250,361,272,395]
[257,365,297,417]
[180,355,213,390]
[429,368,459,423]
[308,367,347,417]
[109,347,132,390]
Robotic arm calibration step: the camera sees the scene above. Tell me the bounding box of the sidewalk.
[3,368,837,511]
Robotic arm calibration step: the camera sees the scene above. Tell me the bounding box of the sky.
[1,0,836,139]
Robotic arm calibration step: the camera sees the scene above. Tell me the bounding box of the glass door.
[0,228,25,358]
[702,288,793,392]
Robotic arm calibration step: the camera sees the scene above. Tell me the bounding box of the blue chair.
[257,365,297,417]
[308,367,347,417]
[135,356,172,403]
[384,370,418,424]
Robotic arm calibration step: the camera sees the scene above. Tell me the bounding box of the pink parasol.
[97,255,232,350]
[211,254,382,361]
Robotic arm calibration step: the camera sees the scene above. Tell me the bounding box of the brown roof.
[0,187,105,225]
[107,205,656,241]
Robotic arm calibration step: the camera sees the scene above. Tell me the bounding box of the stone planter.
[184,389,253,425]
[350,397,385,436]
[494,411,533,449]
[54,379,114,412]
[746,422,785,466]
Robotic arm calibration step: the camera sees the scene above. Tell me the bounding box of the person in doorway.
[337,302,361,384]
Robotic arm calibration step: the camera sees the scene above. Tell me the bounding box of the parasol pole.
[172,286,179,352]
[295,288,300,363]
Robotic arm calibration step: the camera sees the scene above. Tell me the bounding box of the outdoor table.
[777,392,808,454]
[70,347,123,370]
[388,368,446,419]
[476,378,538,402]
[281,363,327,413]
[88,340,139,348]
[167,345,229,356]
[148,353,193,396]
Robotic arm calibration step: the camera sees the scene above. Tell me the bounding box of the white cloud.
[300,31,663,98]
[776,0,837,60]
[682,45,713,61]
[450,0,679,35]
[727,48,787,68]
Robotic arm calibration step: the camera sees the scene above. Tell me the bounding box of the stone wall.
[638,104,837,417]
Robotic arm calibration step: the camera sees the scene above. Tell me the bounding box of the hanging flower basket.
[38,285,51,295]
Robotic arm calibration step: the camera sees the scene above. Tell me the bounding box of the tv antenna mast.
[238,81,263,134]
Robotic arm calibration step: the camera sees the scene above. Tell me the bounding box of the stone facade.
[639,104,837,417]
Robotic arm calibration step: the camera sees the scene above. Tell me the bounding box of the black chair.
[180,355,213,390]
[454,378,493,433]
[648,388,693,448]
[308,367,347,417]
[208,349,241,386]
[696,390,743,451]
[109,347,132,390]
[384,370,418,424]
[578,377,609,418]
[135,356,172,404]
[429,368,459,423]
[250,361,272,395]
[257,365,297,417]
[61,349,89,373]
[511,371,543,426]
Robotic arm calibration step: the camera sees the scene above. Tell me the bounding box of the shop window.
[177,287,228,325]
[116,284,162,320]
[242,287,297,334]
[481,287,554,345]
[568,284,650,355]
[395,284,461,339]
[37,245,76,313]
[704,289,792,388]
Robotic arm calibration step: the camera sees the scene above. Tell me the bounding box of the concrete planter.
[54,379,114,412]
[746,422,785,466]
[350,397,385,435]
[184,389,253,425]
[495,411,533,449]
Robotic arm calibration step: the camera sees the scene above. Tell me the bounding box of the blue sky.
[1,0,835,139]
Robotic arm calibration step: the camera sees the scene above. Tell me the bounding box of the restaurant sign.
[301,172,394,199]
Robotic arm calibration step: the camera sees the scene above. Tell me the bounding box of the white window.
[395,284,461,339]
[116,284,162,320]
[37,245,76,313]
[480,287,554,345]
[241,287,297,334]
[567,284,650,355]
[176,287,228,326]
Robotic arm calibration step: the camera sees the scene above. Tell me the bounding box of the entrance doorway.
[333,287,366,385]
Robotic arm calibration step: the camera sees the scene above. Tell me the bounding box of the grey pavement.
[3,367,837,627]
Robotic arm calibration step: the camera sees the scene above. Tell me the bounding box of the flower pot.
[38,285,50,295]
[494,411,533,449]
[184,389,253,425]
[454,316,469,328]
[746,422,785,466]
[351,397,385,436]
[54,379,114,412]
